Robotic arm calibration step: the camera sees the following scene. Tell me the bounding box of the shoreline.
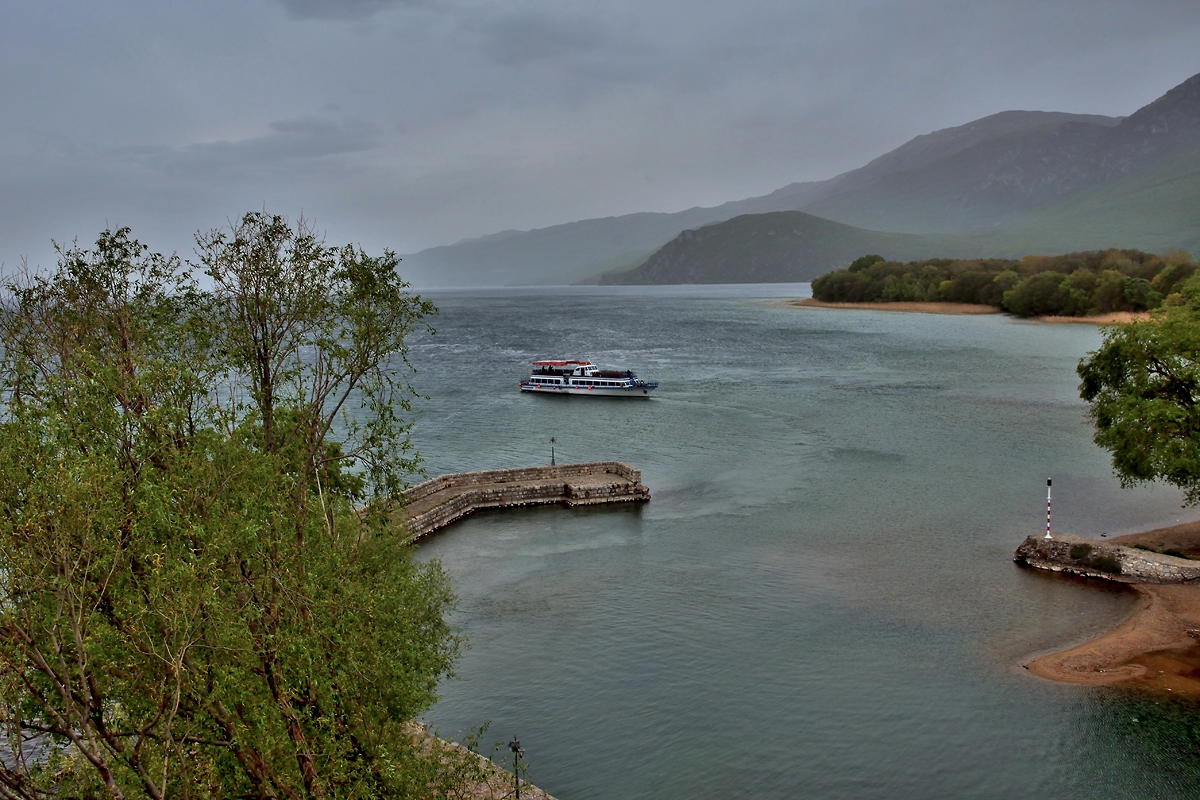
[785,298,1000,314]
[786,298,1151,324]
[1024,523,1200,695]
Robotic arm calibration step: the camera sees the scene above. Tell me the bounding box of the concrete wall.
[401,462,649,543]
[401,461,641,505]
[1013,533,1200,584]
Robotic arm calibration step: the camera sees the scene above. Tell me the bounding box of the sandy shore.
[1026,523,1200,695]
[786,298,1151,324]
[786,298,1000,314]
[1032,311,1152,324]
[1027,585,1200,693]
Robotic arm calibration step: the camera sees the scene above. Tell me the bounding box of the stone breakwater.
[1013,533,1200,584]
[399,461,649,543]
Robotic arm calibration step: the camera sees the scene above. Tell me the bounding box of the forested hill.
[597,212,958,284]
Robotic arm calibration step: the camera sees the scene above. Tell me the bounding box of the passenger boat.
[519,360,659,397]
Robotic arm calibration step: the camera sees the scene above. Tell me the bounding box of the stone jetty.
[1014,532,1200,583]
[398,461,649,543]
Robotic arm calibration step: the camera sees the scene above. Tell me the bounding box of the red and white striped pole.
[1044,478,1052,539]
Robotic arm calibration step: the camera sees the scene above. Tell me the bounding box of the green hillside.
[993,146,1200,254]
[803,72,1200,236]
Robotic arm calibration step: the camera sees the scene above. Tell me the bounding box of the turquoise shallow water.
[406,284,1200,799]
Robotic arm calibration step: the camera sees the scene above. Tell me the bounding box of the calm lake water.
[406,284,1200,800]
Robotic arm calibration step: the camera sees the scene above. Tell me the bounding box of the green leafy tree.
[847,254,885,273]
[0,223,461,799]
[1078,278,1200,504]
[1002,271,1068,316]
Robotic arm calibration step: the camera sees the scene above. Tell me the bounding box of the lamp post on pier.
[550,437,556,466]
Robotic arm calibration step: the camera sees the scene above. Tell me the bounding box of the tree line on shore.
[811,249,1198,317]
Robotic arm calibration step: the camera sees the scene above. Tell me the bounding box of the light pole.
[508,736,524,799]
[550,437,556,466]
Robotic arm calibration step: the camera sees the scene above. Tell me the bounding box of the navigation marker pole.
[1045,478,1052,539]
[508,737,524,800]
[550,437,556,466]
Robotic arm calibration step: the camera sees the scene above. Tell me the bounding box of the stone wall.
[1013,533,1200,584]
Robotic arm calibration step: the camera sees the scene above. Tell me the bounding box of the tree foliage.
[0,218,466,799]
[811,249,1196,317]
[1078,274,1200,505]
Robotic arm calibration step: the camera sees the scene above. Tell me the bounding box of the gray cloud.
[129,117,381,174]
[1,0,1199,270]
[459,12,608,66]
[274,0,413,20]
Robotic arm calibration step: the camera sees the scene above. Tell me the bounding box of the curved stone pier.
[1014,533,1200,583]
[399,461,649,543]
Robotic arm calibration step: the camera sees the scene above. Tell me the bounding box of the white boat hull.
[519,383,655,397]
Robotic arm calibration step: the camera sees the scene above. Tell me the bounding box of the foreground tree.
[1078,275,1200,504]
[0,221,464,799]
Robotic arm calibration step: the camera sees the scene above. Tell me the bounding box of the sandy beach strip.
[1031,311,1152,324]
[784,298,1000,314]
[1026,523,1200,695]
[784,298,1152,324]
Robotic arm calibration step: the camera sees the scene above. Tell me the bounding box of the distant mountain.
[400,112,1119,286]
[602,144,1200,286]
[403,71,1200,287]
[398,182,871,287]
[598,212,963,284]
[804,73,1200,233]
[978,145,1200,255]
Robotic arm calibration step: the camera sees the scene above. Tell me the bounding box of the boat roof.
[532,359,593,366]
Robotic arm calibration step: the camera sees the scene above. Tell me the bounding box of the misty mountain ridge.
[401,71,1200,286]
[804,73,1200,233]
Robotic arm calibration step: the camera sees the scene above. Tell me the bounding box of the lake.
[407,284,1200,800]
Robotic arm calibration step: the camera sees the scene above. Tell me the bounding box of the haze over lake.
[408,284,1200,799]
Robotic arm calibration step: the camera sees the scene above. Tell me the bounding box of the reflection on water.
[408,284,1200,799]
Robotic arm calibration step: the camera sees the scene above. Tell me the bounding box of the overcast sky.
[2,0,1198,270]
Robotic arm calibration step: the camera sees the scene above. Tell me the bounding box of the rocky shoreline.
[1013,532,1200,584]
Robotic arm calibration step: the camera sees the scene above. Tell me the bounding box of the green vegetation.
[0,216,479,798]
[1068,543,1122,574]
[1131,544,1195,560]
[1070,543,1095,560]
[1079,272,1200,506]
[811,249,1197,317]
